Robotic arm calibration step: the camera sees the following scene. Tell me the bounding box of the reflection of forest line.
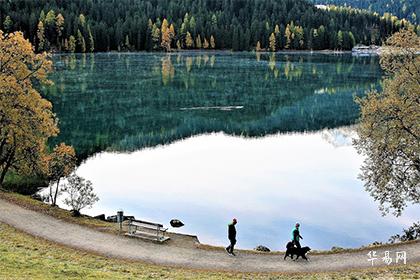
[46,53,382,159]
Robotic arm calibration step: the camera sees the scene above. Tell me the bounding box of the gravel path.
[1,198,419,273]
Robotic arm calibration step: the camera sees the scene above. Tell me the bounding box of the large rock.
[170,219,184,228]
[254,245,270,252]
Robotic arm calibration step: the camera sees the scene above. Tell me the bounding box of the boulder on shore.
[170,219,184,228]
[254,245,270,252]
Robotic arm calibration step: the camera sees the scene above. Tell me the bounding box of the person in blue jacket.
[292,222,303,248]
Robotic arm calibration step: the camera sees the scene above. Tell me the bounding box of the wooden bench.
[125,219,170,243]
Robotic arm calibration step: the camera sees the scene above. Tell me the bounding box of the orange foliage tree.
[0,31,59,187]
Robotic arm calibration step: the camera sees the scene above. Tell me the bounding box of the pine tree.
[203,38,209,49]
[169,24,175,45]
[37,21,46,51]
[285,23,292,49]
[79,14,86,28]
[210,35,215,49]
[124,35,131,51]
[68,35,76,53]
[87,25,94,52]
[274,24,280,35]
[39,10,45,22]
[337,30,344,50]
[185,31,193,48]
[269,32,276,51]
[295,26,304,49]
[348,31,356,49]
[3,16,13,33]
[63,38,69,51]
[161,19,171,51]
[76,29,86,52]
[256,41,262,51]
[196,34,202,48]
[56,13,65,48]
[151,23,160,50]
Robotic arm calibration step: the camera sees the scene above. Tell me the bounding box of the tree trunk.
[52,178,60,206]
[0,147,15,187]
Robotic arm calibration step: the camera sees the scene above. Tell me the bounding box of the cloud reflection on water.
[76,127,419,250]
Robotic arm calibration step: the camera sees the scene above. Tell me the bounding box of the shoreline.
[0,191,417,256]
[51,49,353,55]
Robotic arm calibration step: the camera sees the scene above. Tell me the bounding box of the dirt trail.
[0,198,419,273]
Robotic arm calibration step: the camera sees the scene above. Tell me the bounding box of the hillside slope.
[0,0,414,52]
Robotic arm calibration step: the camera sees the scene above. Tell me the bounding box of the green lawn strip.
[1,222,420,279]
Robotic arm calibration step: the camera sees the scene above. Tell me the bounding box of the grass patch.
[2,172,47,195]
[0,223,420,279]
[0,191,119,234]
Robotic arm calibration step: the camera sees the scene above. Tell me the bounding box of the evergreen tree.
[256,41,262,51]
[0,0,412,52]
[185,31,193,48]
[196,34,202,48]
[36,21,46,51]
[285,23,292,49]
[203,38,209,49]
[68,35,76,52]
[87,25,94,52]
[161,19,171,51]
[151,23,160,50]
[210,35,216,49]
[337,30,344,50]
[44,10,56,42]
[76,29,86,52]
[55,13,64,48]
[269,32,276,51]
[3,16,13,33]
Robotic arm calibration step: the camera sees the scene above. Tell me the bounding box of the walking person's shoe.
[230,252,236,256]
[225,247,230,255]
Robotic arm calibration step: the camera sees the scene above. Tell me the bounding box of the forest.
[311,0,419,24]
[0,0,418,52]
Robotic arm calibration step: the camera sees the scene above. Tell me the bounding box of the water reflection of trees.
[46,52,382,159]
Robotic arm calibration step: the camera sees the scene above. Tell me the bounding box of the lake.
[46,52,419,250]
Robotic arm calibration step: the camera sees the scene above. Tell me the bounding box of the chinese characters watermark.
[367,250,407,266]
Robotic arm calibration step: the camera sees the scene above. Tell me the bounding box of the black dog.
[284,242,311,260]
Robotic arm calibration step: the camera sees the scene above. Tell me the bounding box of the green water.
[47,52,382,159]
[46,52,420,250]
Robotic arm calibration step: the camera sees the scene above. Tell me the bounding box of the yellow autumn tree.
[210,35,216,49]
[185,31,193,49]
[256,41,262,51]
[0,31,58,186]
[160,18,171,51]
[285,23,292,49]
[203,38,209,49]
[269,32,276,52]
[56,13,64,49]
[45,143,76,206]
[196,34,202,48]
[37,21,46,51]
[354,29,420,216]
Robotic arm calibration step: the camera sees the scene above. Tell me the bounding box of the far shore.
[50,49,353,55]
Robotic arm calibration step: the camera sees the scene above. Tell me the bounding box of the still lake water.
[46,52,419,250]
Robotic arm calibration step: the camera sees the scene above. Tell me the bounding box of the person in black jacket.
[225,218,237,256]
